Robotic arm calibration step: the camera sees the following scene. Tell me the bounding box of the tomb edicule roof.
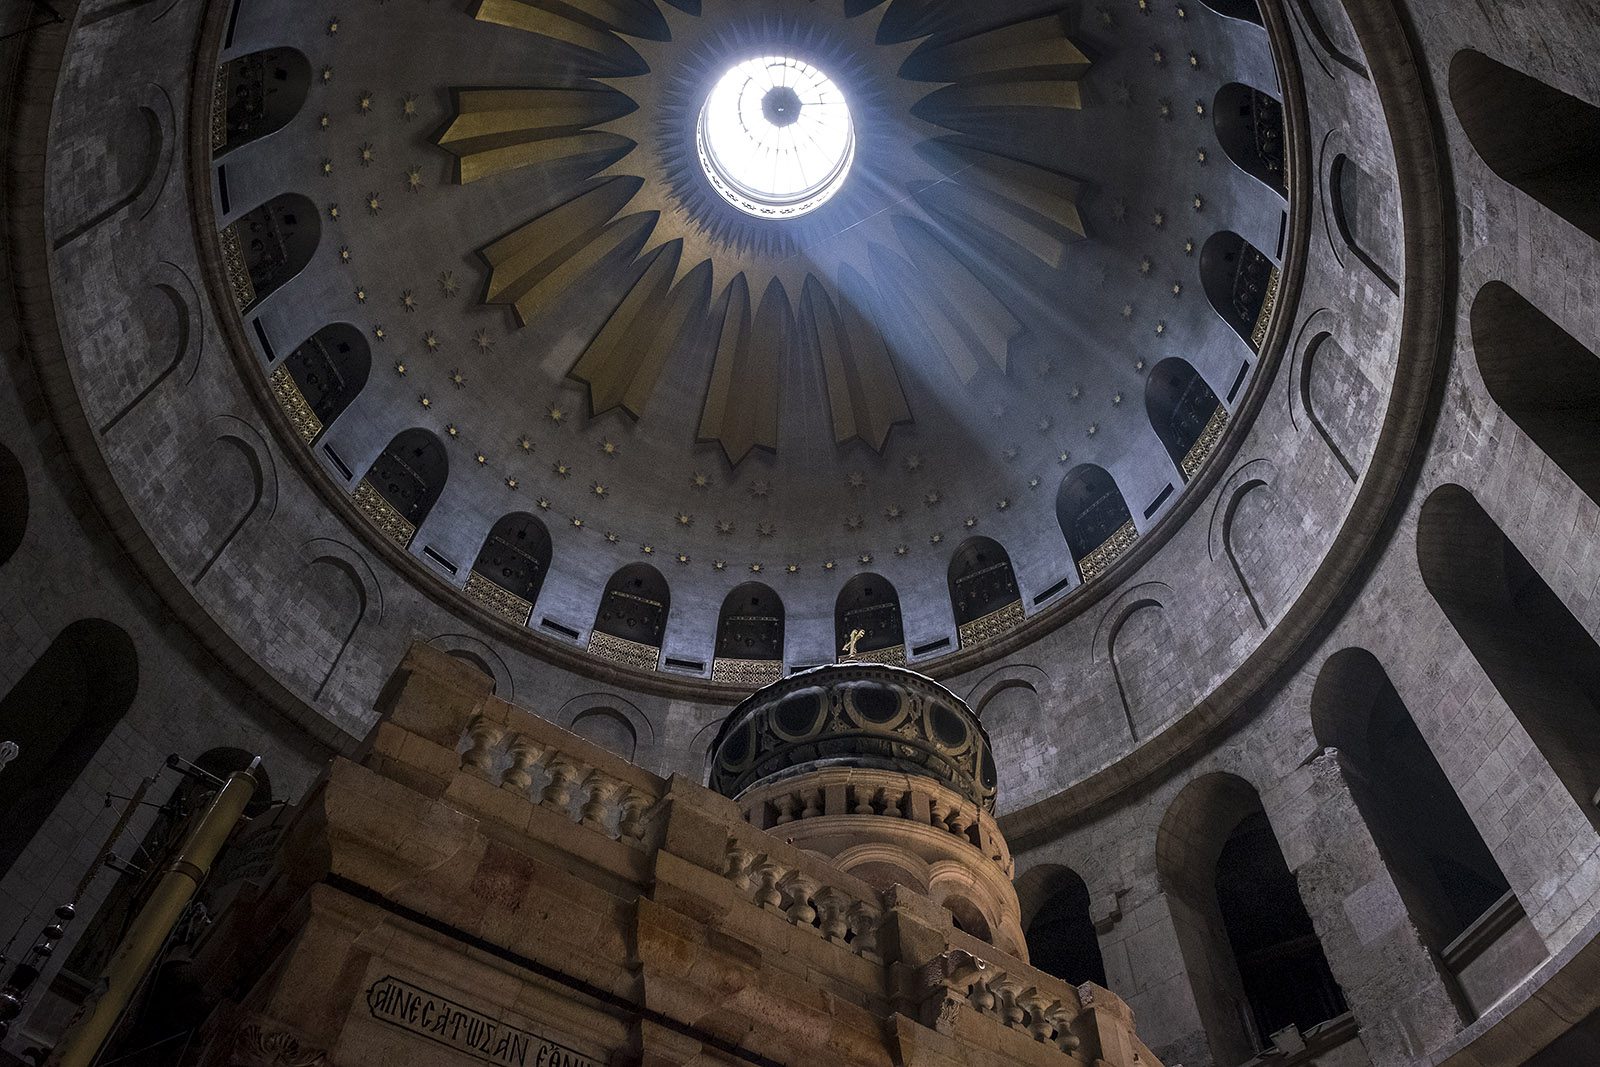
[209,0,1297,687]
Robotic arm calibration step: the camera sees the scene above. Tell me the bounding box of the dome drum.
[709,663,997,813]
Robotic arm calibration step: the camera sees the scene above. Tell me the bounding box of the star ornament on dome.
[438,0,1092,465]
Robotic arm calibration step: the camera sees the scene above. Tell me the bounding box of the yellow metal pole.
[48,760,260,1067]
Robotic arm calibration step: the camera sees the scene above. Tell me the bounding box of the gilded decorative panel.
[268,365,323,444]
[353,479,415,548]
[1077,519,1137,582]
[846,643,906,667]
[1250,265,1282,353]
[711,657,784,687]
[465,570,533,626]
[1179,404,1229,481]
[957,600,1025,649]
[587,630,661,672]
[219,223,256,312]
[210,64,229,153]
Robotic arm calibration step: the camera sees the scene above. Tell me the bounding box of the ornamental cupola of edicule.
[70,644,1167,1067]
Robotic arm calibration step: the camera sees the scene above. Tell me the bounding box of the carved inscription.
[366,976,599,1067]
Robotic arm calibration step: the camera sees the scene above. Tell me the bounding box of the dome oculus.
[696,56,855,219]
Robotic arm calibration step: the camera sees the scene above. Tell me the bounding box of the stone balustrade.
[720,835,885,961]
[920,947,1085,1052]
[738,767,1015,880]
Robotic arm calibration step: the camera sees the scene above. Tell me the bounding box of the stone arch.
[427,635,514,700]
[1156,772,1349,1064]
[1208,459,1283,628]
[568,708,638,762]
[558,693,654,755]
[1016,864,1107,987]
[1213,83,1286,196]
[1471,281,1600,508]
[1449,50,1600,242]
[54,84,173,248]
[0,620,138,875]
[227,193,320,312]
[1417,484,1600,832]
[1311,648,1520,1017]
[714,582,784,662]
[1200,230,1278,352]
[214,48,312,156]
[1102,594,1175,742]
[1286,0,1366,79]
[946,536,1021,638]
[835,573,905,659]
[101,268,203,435]
[965,666,1045,802]
[1056,464,1135,582]
[359,428,448,547]
[469,513,553,625]
[592,564,671,661]
[1295,330,1377,481]
[1329,153,1401,294]
[1196,0,1262,25]
[0,443,26,568]
[191,425,272,584]
[278,324,371,443]
[278,539,380,701]
[1145,357,1227,481]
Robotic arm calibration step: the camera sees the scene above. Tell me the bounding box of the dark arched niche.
[215,48,311,156]
[228,193,319,312]
[1311,648,1521,1020]
[1198,0,1263,24]
[835,573,904,658]
[0,620,138,875]
[715,582,784,662]
[0,443,25,567]
[593,564,671,654]
[1021,866,1108,987]
[1214,83,1286,195]
[470,513,553,622]
[1056,465,1134,580]
[281,324,371,441]
[569,707,638,762]
[1417,484,1600,832]
[1449,50,1600,242]
[1157,773,1349,1064]
[360,428,448,544]
[1330,154,1400,293]
[1145,358,1226,480]
[1471,282,1600,508]
[947,536,1021,636]
[1200,230,1277,351]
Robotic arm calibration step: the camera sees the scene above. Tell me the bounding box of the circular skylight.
[697,56,855,219]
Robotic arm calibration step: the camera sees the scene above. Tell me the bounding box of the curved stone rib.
[570,242,712,419]
[480,179,652,323]
[472,0,642,61]
[910,13,1089,88]
[699,275,786,466]
[805,272,911,452]
[439,89,633,184]
[917,142,1085,270]
[873,221,1021,383]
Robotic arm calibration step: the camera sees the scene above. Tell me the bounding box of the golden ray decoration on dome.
[438,0,1091,465]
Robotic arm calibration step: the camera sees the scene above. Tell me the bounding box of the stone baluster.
[780,872,821,927]
[617,788,651,843]
[499,735,542,793]
[1019,988,1054,1042]
[928,794,946,829]
[799,787,822,820]
[540,754,583,811]
[851,785,874,815]
[460,715,504,775]
[752,859,785,909]
[848,903,880,957]
[1047,1005,1082,1052]
[815,886,851,941]
[946,805,972,841]
[724,843,759,891]
[773,793,800,825]
[968,978,996,1013]
[875,787,900,817]
[578,771,620,833]
[991,974,1027,1029]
